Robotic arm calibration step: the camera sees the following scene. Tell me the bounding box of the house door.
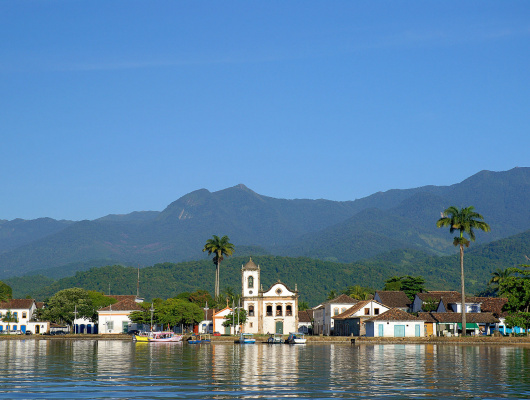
[21,325,26,333]
[276,321,283,334]
[394,325,406,337]
[35,325,40,334]
[225,326,231,335]
[415,324,421,337]
[378,324,384,337]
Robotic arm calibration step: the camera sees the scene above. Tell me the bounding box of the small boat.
[187,334,211,344]
[132,332,152,342]
[285,332,306,344]
[148,331,183,343]
[236,333,256,344]
[266,333,283,344]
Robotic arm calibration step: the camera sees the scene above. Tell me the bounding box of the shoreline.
[2,334,530,345]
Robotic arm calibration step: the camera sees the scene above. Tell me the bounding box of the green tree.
[203,235,235,299]
[0,281,12,302]
[437,206,491,334]
[1,310,18,333]
[327,290,337,300]
[298,301,310,311]
[342,285,374,301]
[40,288,95,328]
[87,291,116,320]
[504,312,530,336]
[383,276,426,300]
[157,298,204,328]
[490,268,513,291]
[222,308,248,331]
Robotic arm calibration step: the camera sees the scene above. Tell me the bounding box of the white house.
[373,291,411,312]
[410,291,460,313]
[0,299,49,334]
[365,308,425,337]
[313,294,359,336]
[97,296,144,334]
[332,300,390,336]
[241,258,299,335]
[213,306,236,334]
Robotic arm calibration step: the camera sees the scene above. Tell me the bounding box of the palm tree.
[490,268,513,294]
[203,235,234,299]
[437,206,490,335]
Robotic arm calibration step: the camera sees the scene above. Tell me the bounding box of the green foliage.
[87,291,116,310]
[384,276,426,300]
[222,308,248,327]
[298,301,309,311]
[0,281,12,301]
[39,288,97,325]
[422,297,439,312]
[504,312,530,335]
[327,290,337,300]
[499,265,530,314]
[341,285,374,300]
[157,298,204,326]
[203,235,235,298]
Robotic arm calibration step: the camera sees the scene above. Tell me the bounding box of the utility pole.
[73,305,78,334]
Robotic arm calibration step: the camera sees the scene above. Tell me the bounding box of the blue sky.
[1,1,529,221]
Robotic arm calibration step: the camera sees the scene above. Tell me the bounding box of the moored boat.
[148,331,183,343]
[187,334,211,344]
[285,332,306,344]
[266,333,283,344]
[236,333,256,344]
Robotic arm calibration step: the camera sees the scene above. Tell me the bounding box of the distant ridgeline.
[1,167,529,304]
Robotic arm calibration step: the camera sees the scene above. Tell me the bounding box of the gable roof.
[324,294,358,305]
[418,312,499,324]
[416,291,459,302]
[0,299,35,310]
[366,308,422,322]
[298,309,313,323]
[98,298,144,312]
[477,297,508,317]
[333,300,387,320]
[438,295,483,311]
[375,291,411,308]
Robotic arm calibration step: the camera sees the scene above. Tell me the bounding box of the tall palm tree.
[203,235,234,299]
[437,206,490,335]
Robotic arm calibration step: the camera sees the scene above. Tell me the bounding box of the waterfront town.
[0,257,522,340]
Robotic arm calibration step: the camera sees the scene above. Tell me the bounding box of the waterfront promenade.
[2,333,530,345]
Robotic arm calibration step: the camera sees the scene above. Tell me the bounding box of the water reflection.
[0,340,529,399]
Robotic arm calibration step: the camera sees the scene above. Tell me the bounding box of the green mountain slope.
[0,168,529,278]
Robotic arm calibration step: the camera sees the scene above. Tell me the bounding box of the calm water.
[0,340,529,399]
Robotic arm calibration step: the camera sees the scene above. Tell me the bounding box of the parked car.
[213,332,221,336]
[25,331,33,335]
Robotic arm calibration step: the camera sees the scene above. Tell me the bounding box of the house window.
[248,305,255,317]
[374,308,380,315]
[364,308,370,315]
[286,304,293,316]
[248,276,254,288]
[13,312,18,319]
[250,322,253,328]
[334,308,339,316]
[341,308,346,313]
[266,305,273,317]
[22,312,27,319]
[107,321,114,331]
[276,305,283,316]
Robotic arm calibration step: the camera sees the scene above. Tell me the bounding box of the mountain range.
[1,167,529,281]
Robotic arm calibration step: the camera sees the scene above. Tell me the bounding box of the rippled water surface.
[1,340,529,399]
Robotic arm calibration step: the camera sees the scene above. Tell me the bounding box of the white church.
[241,258,299,335]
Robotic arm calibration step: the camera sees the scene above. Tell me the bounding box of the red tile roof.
[375,291,411,308]
[475,297,508,317]
[365,308,422,322]
[418,312,499,324]
[98,299,144,312]
[0,299,35,310]
[298,310,314,323]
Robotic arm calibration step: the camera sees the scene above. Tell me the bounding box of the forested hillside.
[1,167,529,279]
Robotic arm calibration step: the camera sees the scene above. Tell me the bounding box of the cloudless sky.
[1,1,529,220]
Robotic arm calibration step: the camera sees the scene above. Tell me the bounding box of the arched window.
[248,276,254,288]
[276,305,283,316]
[248,305,255,317]
[286,304,293,316]
[266,305,273,317]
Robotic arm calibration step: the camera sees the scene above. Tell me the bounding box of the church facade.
[241,258,299,335]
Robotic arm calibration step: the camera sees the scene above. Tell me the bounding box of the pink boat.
[147,331,183,343]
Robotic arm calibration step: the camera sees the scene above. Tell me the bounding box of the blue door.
[415,325,421,337]
[21,325,26,333]
[378,324,384,337]
[394,325,405,337]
